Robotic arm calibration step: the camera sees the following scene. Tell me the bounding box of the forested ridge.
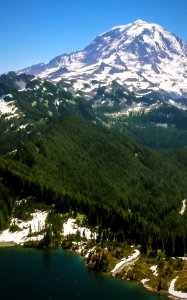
[1,114,187,256]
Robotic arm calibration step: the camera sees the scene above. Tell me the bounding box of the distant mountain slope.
[2,72,187,150]
[0,72,95,154]
[20,20,187,99]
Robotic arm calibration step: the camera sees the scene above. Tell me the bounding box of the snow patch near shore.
[168,277,187,299]
[72,241,86,253]
[85,246,96,258]
[141,279,150,285]
[0,211,47,245]
[111,249,140,273]
[63,218,97,239]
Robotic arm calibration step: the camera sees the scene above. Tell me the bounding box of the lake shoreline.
[0,246,168,300]
[0,241,183,300]
[0,241,16,247]
[0,236,182,300]
[0,213,186,300]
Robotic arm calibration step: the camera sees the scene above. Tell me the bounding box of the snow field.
[63,218,97,240]
[0,211,48,245]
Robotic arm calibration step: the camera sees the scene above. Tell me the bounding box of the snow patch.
[5,113,20,120]
[63,218,97,240]
[169,100,187,110]
[179,257,187,261]
[0,100,17,116]
[0,211,48,245]
[15,80,26,90]
[179,199,186,216]
[0,94,13,100]
[141,278,150,285]
[156,123,168,128]
[85,246,96,258]
[72,241,86,253]
[168,277,187,299]
[19,124,28,130]
[150,265,158,276]
[111,249,140,274]
[54,99,60,107]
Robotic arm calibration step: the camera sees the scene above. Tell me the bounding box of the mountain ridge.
[2,71,187,150]
[19,20,187,99]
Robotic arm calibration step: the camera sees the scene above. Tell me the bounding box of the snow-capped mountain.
[20,20,187,99]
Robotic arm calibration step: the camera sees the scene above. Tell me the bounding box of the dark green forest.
[1,114,187,257]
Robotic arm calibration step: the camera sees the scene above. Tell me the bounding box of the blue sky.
[0,0,187,74]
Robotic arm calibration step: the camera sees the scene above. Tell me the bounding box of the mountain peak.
[19,20,187,99]
[134,19,147,25]
[106,20,148,33]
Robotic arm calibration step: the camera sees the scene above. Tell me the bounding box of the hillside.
[0,114,186,255]
[11,115,187,221]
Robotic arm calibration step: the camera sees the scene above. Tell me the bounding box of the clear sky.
[0,0,187,74]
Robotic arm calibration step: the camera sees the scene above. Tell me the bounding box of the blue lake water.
[0,247,167,300]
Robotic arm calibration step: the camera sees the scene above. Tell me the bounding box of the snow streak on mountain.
[20,20,187,99]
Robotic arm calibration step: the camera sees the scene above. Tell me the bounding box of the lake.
[0,247,167,300]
